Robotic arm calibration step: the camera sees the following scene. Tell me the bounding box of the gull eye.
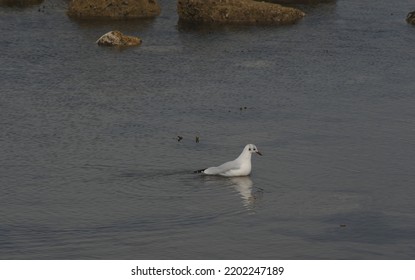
[249,148,251,151]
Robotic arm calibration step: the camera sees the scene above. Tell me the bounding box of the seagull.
[194,144,262,177]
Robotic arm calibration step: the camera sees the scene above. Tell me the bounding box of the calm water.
[1,0,415,259]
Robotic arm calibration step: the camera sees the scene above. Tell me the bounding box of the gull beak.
[256,151,262,156]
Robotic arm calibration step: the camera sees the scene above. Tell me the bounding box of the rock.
[177,0,305,25]
[67,0,161,19]
[407,11,415,25]
[96,31,142,47]
[0,0,43,7]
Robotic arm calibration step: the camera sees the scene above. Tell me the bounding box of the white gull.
[194,144,262,177]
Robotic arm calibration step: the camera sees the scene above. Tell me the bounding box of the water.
[1,0,415,259]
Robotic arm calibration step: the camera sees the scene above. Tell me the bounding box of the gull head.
[245,144,262,156]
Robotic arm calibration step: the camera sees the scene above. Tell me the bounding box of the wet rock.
[407,11,415,25]
[68,0,161,19]
[177,0,305,25]
[0,0,43,7]
[96,31,142,47]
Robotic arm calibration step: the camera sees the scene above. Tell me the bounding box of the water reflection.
[177,19,255,34]
[0,0,44,8]
[229,177,263,209]
[266,0,336,5]
[199,175,263,210]
[68,17,156,33]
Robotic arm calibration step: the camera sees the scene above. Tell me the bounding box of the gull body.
[195,144,262,177]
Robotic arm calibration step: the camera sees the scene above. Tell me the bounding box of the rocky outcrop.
[407,11,415,25]
[96,31,142,47]
[68,0,161,19]
[0,0,43,7]
[177,0,305,25]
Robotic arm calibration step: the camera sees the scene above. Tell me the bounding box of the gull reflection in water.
[229,177,263,209]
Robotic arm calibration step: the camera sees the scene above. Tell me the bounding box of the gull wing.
[203,160,240,175]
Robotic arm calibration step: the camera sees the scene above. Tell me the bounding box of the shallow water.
[1,0,415,259]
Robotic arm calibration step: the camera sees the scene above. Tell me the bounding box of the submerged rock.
[96,31,142,47]
[177,0,305,25]
[68,0,161,19]
[407,11,415,25]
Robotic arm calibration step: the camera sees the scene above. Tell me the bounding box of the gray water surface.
[1,0,415,259]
